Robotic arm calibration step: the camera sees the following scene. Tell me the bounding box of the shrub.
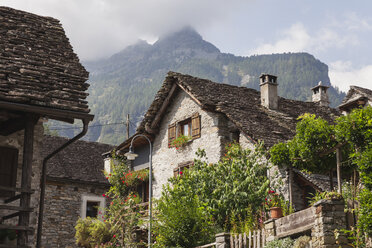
[293,235,311,248]
[264,237,294,248]
[75,217,111,248]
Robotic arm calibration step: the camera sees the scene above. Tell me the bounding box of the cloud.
[250,22,358,55]
[329,61,372,92]
[2,0,251,60]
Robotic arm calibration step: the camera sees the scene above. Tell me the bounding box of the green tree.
[270,106,372,240]
[154,143,270,247]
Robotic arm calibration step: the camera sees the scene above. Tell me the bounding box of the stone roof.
[340,85,372,107]
[137,71,340,148]
[42,135,114,184]
[0,7,90,114]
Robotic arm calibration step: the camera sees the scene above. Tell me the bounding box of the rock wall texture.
[41,181,108,248]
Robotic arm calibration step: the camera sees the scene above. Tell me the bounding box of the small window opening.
[86,201,100,218]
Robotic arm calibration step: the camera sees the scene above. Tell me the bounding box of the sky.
[2,0,372,92]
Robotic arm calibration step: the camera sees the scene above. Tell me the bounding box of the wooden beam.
[336,148,342,194]
[176,82,204,107]
[18,114,38,246]
[151,83,178,130]
[4,194,21,204]
[0,116,27,136]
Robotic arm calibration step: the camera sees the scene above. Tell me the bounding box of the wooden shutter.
[191,113,201,139]
[168,123,176,146]
[0,146,18,197]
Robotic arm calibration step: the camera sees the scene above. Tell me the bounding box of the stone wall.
[41,180,108,248]
[151,90,233,198]
[0,120,44,246]
[263,199,349,247]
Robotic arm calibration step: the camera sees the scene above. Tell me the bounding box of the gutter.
[36,119,90,248]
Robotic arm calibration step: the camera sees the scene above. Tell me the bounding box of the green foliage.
[154,143,270,247]
[103,153,147,247]
[75,217,111,248]
[269,143,290,168]
[293,236,311,248]
[264,237,294,248]
[308,191,343,206]
[43,123,59,136]
[105,152,149,198]
[359,189,372,236]
[154,184,215,248]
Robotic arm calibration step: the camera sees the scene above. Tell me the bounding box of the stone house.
[339,85,372,114]
[0,7,93,247]
[40,135,113,248]
[115,71,339,211]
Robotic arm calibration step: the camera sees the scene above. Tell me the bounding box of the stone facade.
[0,120,44,246]
[41,181,108,248]
[151,90,233,198]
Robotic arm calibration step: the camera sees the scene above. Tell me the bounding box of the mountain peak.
[154,26,220,54]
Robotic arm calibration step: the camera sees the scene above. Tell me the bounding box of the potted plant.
[266,190,283,219]
[171,135,191,150]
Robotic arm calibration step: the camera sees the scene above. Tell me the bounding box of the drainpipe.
[36,119,90,248]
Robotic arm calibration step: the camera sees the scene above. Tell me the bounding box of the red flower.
[179,171,183,175]
[113,235,116,238]
[102,193,106,197]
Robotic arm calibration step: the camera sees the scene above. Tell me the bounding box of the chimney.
[311,81,329,107]
[260,74,278,109]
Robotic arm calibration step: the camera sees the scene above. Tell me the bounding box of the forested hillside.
[51,27,345,145]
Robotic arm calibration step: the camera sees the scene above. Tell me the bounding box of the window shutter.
[191,113,201,139]
[168,123,176,146]
[0,147,18,197]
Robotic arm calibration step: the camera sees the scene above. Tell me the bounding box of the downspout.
[36,119,90,248]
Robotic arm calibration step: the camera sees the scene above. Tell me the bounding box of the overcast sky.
[2,0,372,92]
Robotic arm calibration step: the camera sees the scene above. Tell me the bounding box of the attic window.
[168,113,201,147]
[179,119,191,137]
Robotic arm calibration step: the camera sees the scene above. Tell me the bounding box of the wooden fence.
[230,230,266,248]
[195,230,265,248]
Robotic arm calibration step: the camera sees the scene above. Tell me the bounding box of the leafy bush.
[293,235,311,248]
[264,237,294,248]
[75,217,111,248]
[308,191,343,206]
[154,143,270,247]
[154,184,215,248]
[359,189,372,236]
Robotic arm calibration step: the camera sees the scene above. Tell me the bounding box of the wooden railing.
[230,230,266,248]
[195,230,265,248]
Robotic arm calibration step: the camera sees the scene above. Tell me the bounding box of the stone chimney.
[311,81,329,107]
[260,74,278,109]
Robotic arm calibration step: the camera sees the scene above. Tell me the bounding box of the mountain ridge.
[52,27,345,145]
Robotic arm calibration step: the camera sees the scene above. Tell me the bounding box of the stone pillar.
[312,199,349,247]
[264,219,276,243]
[215,233,230,248]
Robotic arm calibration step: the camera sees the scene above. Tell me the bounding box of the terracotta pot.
[270,207,283,219]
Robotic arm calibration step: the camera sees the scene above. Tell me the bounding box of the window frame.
[81,195,106,220]
[173,161,194,177]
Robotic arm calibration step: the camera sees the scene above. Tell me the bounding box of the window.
[168,113,201,147]
[81,195,105,219]
[173,161,193,177]
[0,146,18,197]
